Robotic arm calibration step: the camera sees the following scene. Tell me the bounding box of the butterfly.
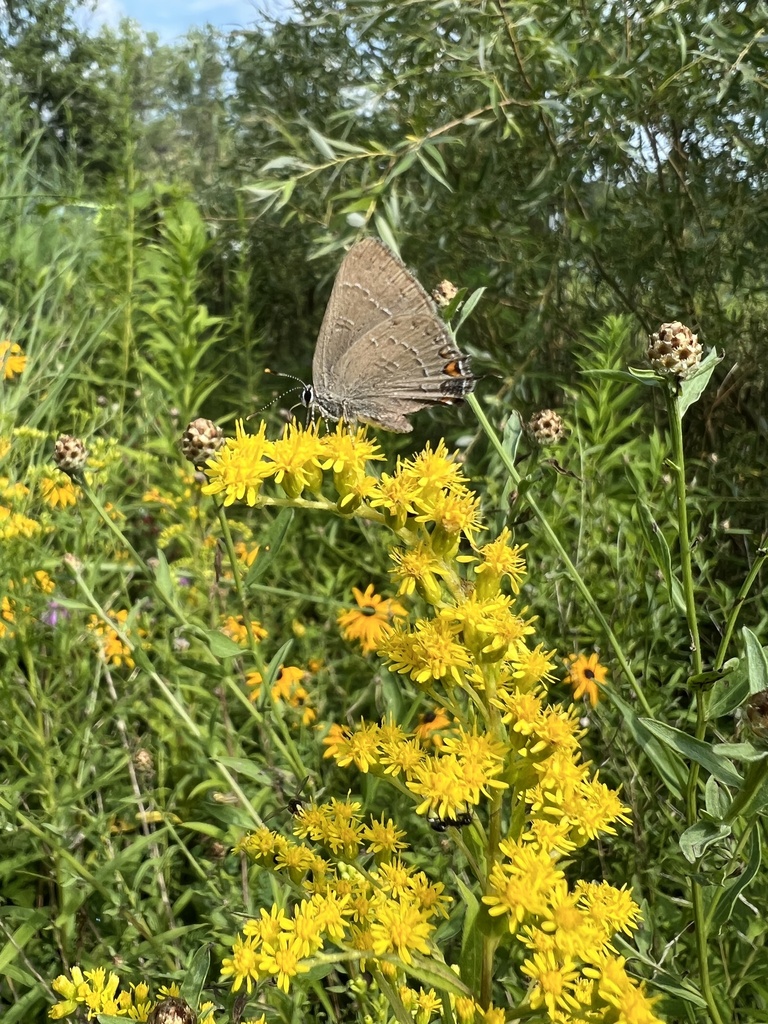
[302,238,475,433]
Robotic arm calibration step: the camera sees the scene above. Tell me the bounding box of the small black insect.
[428,809,473,832]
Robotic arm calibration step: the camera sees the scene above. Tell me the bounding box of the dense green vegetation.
[1,2,767,1023]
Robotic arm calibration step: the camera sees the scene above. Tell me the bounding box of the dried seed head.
[53,435,88,476]
[147,997,197,1024]
[181,418,224,468]
[527,409,566,446]
[133,748,154,776]
[744,689,768,746]
[432,279,458,308]
[647,321,702,379]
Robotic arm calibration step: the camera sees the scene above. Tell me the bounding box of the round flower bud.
[147,997,197,1024]
[432,279,458,308]
[53,435,88,476]
[527,409,565,446]
[647,321,702,379]
[181,418,224,468]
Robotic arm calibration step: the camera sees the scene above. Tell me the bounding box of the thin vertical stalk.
[667,390,724,1024]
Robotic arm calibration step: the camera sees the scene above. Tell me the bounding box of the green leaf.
[180,944,211,1009]
[308,127,337,160]
[202,630,244,659]
[633,499,685,612]
[262,639,295,688]
[607,691,686,798]
[713,742,768,763]
[415,148,453,191]
[704,777,729,819]
[639,720,743,788]
[454,287,485,334]
[708,658,749,720]
[743,626,768,695]
[679,821,732,862]
[213,757,271,785]
[401,953,472,997]
[678,349,722,418]
[710,829,761,930]
[153,548,174,604]
[456,876,482,992]
[245,508,295,585]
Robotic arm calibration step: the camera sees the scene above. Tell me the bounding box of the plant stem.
[667,389,724,1024]
[468,394,650,715]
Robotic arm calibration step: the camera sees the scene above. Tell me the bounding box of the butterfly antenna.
[247,368,311,421]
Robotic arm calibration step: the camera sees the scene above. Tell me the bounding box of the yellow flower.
[400,440,469,499]
[87,610,136,669]
[271,421,325,497]
[281,899,326,958]
[222,615,268,646]
[319,421,384,477]
[389,542,445,603]
[596,954,664,1023]
[0,504,41,540]
[0,476,29,501]
[381,617,472,687]
[369,894,434,965]
[473,527,527,597]
[202,419,275,506]
[338,584,407,654]
[40,472,80,508]
[520,949,581,1017]
[221,933,263,993]
[0,340,26,380]
[483,840,565,926]
[258,933,311,993]
[564,652,608,707]
[361,815,408,856]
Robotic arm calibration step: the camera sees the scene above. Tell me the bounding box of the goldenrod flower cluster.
[49,972,225,1023]
[202,421,662,1024]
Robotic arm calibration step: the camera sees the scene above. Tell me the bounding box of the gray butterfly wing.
[326,312,473,432]
[312,238,473,432]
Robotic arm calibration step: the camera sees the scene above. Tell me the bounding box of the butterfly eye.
[301,385,314,408]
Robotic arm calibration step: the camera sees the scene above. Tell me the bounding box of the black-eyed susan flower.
[337,584,406,654]
[564,652,608,707]
[0,339,26,380]
[40,471,80,508]
[202,420,275,506]
[413,707,451,745]
[222,615,267,646]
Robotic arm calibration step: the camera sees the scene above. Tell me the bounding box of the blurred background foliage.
[2,0,768,1020]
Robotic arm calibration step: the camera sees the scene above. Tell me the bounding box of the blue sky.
[80,0,294,42]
